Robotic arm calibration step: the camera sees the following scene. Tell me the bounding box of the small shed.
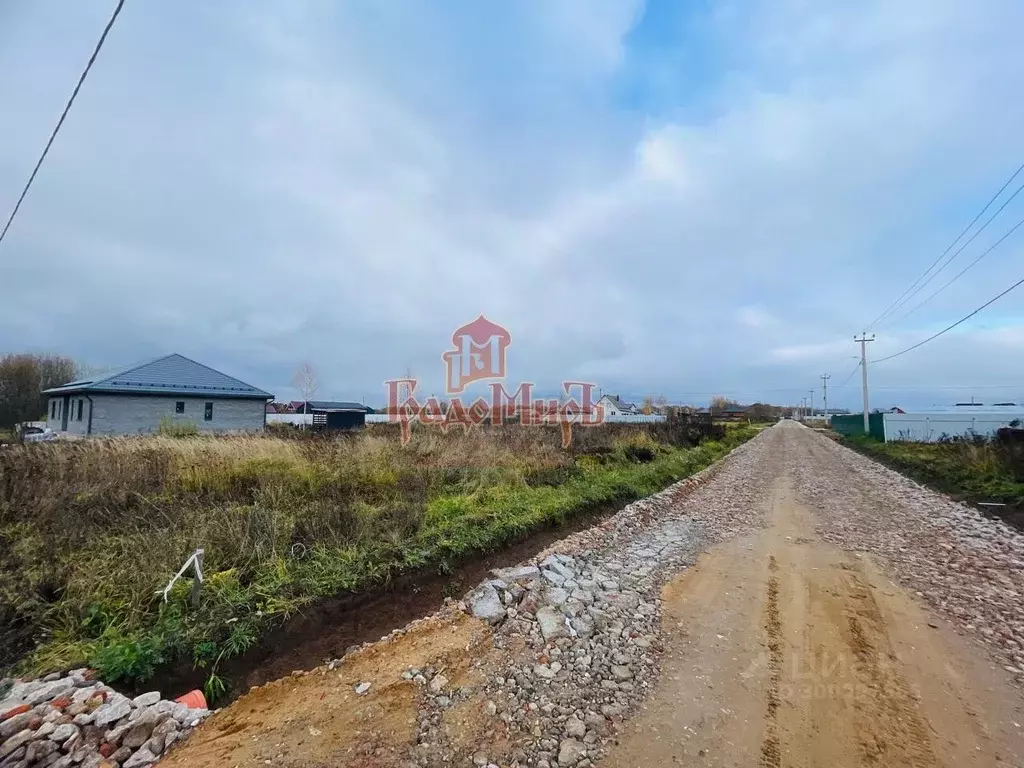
[303,401,370,431]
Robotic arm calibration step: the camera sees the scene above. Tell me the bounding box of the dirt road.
[163,423,1024,767]
[603,473,1024,767]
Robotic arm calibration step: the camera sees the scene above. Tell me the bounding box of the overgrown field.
[0,422,755,696]
[843,434,1024,526]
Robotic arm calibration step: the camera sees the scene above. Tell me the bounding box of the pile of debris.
[0,671,210,768]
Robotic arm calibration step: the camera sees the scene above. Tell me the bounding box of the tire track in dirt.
[838,567,936,767]
[761,555,782,768]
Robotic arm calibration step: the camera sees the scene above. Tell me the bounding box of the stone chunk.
[143,733,166,755]
[0,711,33,739]
[151,718,179,740]
[557,738,587,766]
[49,723,79,743]
[536,606,569,641]
[541,556,576,580]
[24,738,58,763]
[428,674,448,694]
[543,587,568,607]
[123,747,158,768]
[541,570,566,587]
[92,696,131,728]
[565,716,587,739]
[600,590,641,612]
[610,665,633,681]
[490,565,540,583]
[131,692,161,708]
[0,729,34,759]
[468,584,507,624]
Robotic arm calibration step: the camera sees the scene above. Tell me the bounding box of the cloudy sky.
[2,0,1023,410]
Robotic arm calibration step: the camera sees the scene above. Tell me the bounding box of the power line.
[831,383,1024,390]
[865,162,1024,330]
[876,178,1024,330]
[873,275,1024,364]
[0,0,126,248]
[839,361,861,387]
[889,211,1024,327]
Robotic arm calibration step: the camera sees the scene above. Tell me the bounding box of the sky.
[2,0,1024,410]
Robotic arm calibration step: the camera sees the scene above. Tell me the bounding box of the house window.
[204,402,213,421]
[175,401,185,414]
[50,401,56,419]
[77,400,84,421]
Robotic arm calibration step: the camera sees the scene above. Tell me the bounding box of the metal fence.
[365,413,667,424]
[883,411,1024,442]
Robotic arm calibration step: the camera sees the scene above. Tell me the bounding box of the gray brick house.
[43,354,273,436]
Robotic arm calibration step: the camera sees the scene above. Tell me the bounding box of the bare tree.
[710,395,741,412]
[291,363,318,426]
[0,353,77,429]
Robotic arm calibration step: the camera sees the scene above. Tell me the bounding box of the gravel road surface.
[159,422,1024,768]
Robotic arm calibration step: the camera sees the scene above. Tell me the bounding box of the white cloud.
[1,0,1023,409]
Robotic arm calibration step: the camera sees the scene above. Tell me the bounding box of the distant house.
[42,354,273,436]
[597,395,638,416]
[719,405,749,420]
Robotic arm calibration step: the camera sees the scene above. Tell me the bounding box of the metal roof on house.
[601,395,637,410]
[42,354,273,399]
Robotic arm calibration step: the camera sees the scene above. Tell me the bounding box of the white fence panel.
[883,412,1024,442]
[266,413,313,426]
[364,413,666,424]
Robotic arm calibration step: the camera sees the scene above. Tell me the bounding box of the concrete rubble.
[0,670,210,768]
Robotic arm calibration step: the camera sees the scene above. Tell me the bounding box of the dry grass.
[0,422,752,695]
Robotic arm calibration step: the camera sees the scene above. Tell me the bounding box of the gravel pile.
[405,429,777,768]
[0,672,210,768]
[787,427,1024,681]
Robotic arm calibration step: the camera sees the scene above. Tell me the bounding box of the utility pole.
[808,389,814,418]
[820,373,831,421]
[855,333,875,433]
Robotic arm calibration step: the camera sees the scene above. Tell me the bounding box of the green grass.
[1,424,756,696]
[842,434,1024,509]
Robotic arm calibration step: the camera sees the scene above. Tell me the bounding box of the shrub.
[158,417,199,437]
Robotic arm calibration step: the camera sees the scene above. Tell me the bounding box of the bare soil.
[160,611,503,768]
